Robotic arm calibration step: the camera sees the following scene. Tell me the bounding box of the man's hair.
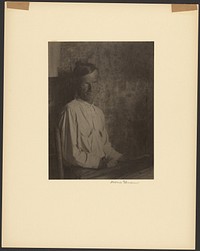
[73,61,97,78]
[73,61,98,100]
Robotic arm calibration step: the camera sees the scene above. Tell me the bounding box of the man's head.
[73,62,99,103]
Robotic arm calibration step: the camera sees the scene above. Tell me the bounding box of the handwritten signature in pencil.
[110,180,139,185]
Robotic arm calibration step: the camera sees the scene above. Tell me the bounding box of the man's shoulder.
[63,99,80,111]
[59,100,79,118]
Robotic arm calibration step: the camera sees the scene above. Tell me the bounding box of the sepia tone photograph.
[49,42,154,179]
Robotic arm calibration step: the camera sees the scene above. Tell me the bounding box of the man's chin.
[81,94,96,103]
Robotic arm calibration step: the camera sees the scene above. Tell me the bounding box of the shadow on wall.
[49,42,154,160]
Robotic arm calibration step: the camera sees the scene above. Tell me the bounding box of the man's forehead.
[82,69,98,82]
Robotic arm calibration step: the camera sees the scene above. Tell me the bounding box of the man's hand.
[98,157,107,169]
[117,154,128,162]
[108,154,127,169]
[107,159,118,168]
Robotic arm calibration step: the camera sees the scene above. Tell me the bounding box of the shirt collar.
[76,98,94,108]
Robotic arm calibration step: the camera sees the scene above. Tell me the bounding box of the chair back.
[55,127,65,179]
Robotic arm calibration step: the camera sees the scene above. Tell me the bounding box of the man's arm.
[103,128,122,161]
[59,106,101,168]
[99,111,122,162]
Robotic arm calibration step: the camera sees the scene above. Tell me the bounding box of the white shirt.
[59,98,122,169]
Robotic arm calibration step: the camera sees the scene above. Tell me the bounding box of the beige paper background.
[2,3,198,249]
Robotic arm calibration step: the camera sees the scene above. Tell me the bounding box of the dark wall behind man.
[49,42,153,163]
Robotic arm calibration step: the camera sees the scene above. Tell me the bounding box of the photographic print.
[3,3,197,248]
[49,42,154,179]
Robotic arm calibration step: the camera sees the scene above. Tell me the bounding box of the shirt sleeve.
[59,106,101,169]
[99,110,122,161]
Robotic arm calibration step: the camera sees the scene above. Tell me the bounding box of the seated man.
[58,62,123,178]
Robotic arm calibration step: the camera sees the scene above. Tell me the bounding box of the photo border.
[0,0,199,250]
